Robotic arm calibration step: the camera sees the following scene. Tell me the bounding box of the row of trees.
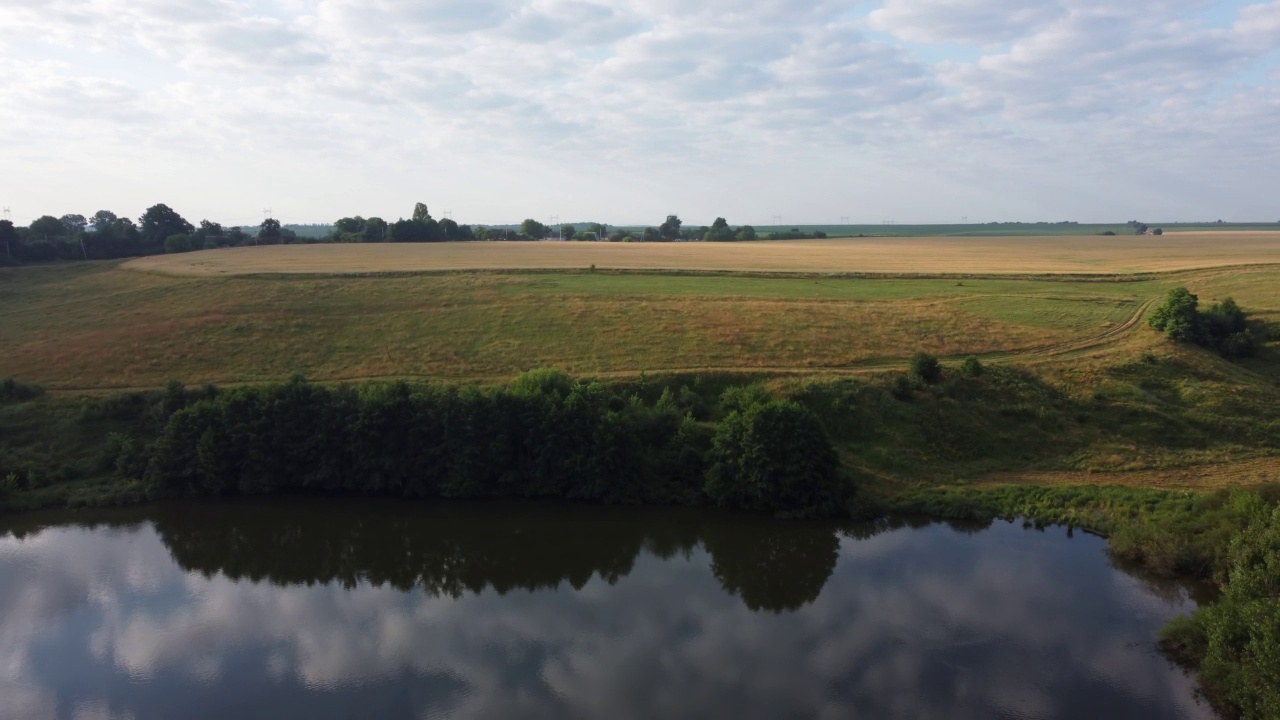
[0,205,296,263]
[1,200,838,266]
[114,370,852,518]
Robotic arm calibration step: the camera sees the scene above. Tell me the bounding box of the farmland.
[125,232,1280,277]
[3,250,1280,392]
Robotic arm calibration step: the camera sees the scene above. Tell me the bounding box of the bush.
[704,400,848,518]
[1161,495,1280,720]
[909,352,942,384]
[1153,228,1164,236]
[889,374,915,400]
[0,378,44,403]
[961,356,984,377]
[164,234,192,254]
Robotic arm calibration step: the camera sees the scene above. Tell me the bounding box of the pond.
[0,499,1212,719]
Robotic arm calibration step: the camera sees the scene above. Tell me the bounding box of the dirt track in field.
[125,232,1280,277]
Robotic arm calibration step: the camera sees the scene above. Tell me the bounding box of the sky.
[1,0,1278,227]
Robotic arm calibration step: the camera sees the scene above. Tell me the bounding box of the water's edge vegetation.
[2,367,1278,719]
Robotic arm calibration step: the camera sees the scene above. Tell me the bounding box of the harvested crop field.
[125,232,1280,277]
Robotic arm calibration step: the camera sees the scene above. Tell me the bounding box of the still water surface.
[0,499,1213,720]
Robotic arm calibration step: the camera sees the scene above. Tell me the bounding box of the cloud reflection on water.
[0,503,1212,720]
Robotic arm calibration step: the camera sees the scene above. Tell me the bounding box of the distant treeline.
[0,202,824,265]
[95,370,853,519]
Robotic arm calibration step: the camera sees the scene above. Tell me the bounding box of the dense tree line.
[121,370,852,518]
[0,204,296,264]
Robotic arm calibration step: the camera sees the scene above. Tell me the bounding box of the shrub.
[890,374,915,400]
[0,378,44,403]
[909,352,942,384]
[164,234,192,254]
[1161,495,1280,720]
[1153,228,1164,236]
[704,400,848,518]
[961,356,984,377]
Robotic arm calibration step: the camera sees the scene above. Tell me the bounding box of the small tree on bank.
[910,352,942,384]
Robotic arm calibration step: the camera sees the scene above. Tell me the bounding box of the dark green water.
[0,499,1213,719]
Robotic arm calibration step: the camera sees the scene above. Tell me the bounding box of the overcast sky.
[2,0,1278,227]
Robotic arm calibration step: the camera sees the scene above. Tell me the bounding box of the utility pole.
[550,215,560,240]
[840,215,850,225]
[772,215,782,227]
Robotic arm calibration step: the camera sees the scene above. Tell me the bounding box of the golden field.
[124,232,1280,277]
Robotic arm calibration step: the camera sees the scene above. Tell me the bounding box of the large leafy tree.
[704,217,735,242]
[90,210,117,232]
[259,218,282,244]
[59,214,87,234]
[139,204,194,249]
[704,399,848,518]
[659,214,682,241]
[28,215,66,238]
[520,219,550,239]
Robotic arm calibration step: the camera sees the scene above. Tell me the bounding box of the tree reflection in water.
[2,498,862,613]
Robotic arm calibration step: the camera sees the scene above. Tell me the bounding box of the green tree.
[520,219,550,239]
[909,352,942,384]
[561,224,576,241]
[140,204,194,250]
[659,214,682,241]
[90,210,118,232]
[258,218,282,244]
[736,225,757,242]
[412,203,432,224]
[364,217,387,242]
[28,215,66,239]
[334,216,365,235]
[704,400,847,518]
[59,214,87,234]
[704,217,736,242]
[1148,287,1202,342]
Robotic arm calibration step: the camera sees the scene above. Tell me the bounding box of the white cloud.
[0,0,1278,223]
[869,0,1064,44]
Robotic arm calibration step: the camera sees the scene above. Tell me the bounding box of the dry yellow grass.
[979,457,1280,490]
[125,232,1280,277]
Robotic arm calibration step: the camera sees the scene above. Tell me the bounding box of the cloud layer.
[0,0,1277,225]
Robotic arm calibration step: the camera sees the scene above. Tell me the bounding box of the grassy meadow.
[0,262,1176,390]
